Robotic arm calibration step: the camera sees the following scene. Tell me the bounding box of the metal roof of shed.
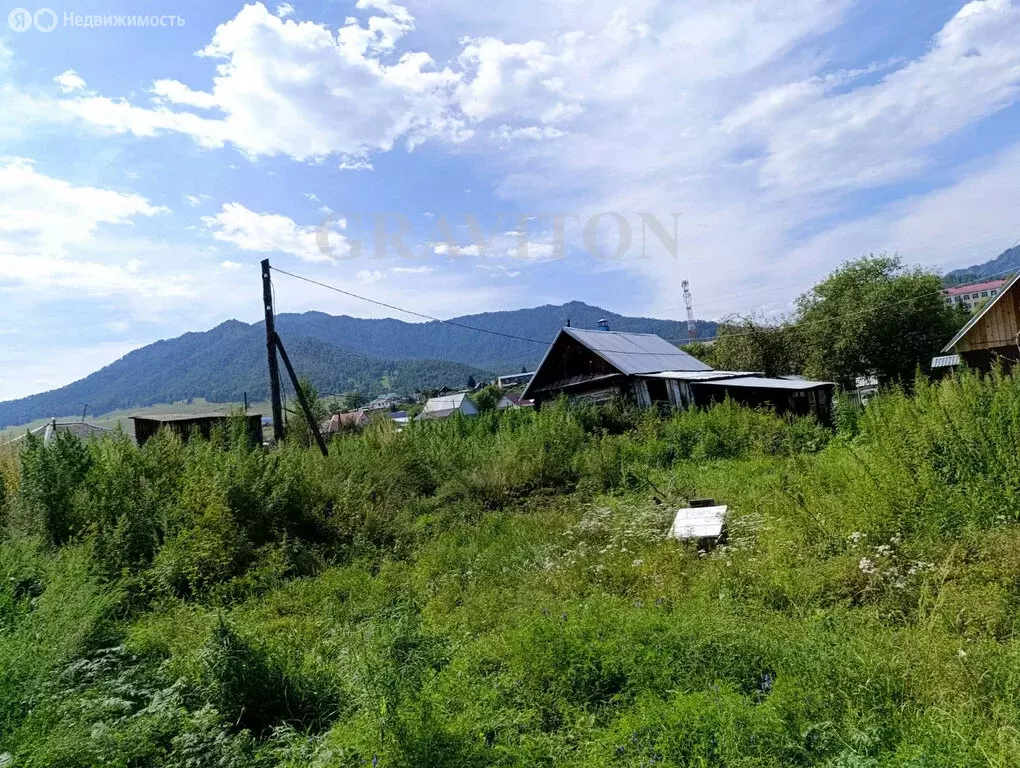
[130,412,242,421]
[562,327,711,375]
[694,375,833,391]
[642,370,754,381]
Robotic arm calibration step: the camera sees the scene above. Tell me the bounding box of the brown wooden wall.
[958,288,1020,352]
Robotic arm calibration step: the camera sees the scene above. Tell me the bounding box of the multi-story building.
[942,279,1007,312]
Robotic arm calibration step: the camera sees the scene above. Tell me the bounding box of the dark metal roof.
[130,412,261,422]
[562,327,711,375]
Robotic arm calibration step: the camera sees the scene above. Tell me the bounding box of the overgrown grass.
[2,372,1020,766]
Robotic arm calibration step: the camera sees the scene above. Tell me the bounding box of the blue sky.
[1,0,1020,400]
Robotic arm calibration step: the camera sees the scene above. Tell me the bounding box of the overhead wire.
[270,265,553,346]
[269,249,1020,350]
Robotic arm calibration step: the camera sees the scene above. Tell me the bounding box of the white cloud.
[733,0,1020,193]
[185,193,212,207]
[356,269,385,283]
[54,69,86,94]
[390,265,434,274]
[275,2,295,18]
[202,202,345,263]
[62,2,468,161]
[220,260,244,270]
[0,159,187,298]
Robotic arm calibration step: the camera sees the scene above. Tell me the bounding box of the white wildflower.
[859,558,877,574]
[632,559,644,567]
[848,531,864,544]
[957,649,967,659]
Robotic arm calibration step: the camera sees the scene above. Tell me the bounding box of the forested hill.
[0,302,717,428]
[0,322,487,428]
[943,244,1020,285]
[275,301,717,371]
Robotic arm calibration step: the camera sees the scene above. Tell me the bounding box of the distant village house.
[417,392,480,420]
[942,279,1007,313]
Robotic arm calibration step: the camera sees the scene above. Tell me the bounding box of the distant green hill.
[943,245,1020,286]
[0,302,717,428]
[0,323,486,428]
[274,301,716,371]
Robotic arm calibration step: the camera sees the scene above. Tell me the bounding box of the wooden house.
[932,271,1020,372]
[522,325,834,423]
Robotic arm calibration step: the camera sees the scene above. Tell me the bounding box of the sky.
[1,0,1020,400]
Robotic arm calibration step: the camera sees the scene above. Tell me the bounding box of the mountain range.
[943,245,1020,285]
[11,236,1015,431]
[0,302,717,428]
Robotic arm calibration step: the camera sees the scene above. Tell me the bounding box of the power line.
[269,266,552,346]
[271,255,1020,351]
[689,262,1020,345]
[660,231,1020,317]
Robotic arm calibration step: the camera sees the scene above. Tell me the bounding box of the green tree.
[287,377,328,448]
[340,391,364,411]
[473,385,504,412]
[19,430,93,545]
[708,315,805,377]
[467,374,477,389]
[795,255,963,388]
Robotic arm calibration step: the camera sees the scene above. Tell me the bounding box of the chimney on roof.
[597,318,610,331]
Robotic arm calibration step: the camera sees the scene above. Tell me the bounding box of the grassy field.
[2,370,1020,766]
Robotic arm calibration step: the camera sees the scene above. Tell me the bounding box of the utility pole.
[682,279,697,339]
[262,259,285,443]
[274,334,329,457]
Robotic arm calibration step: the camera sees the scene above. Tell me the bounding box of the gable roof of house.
[422,392,473,412]
[559,328,711,375]
[942,270,1020,352]
[523,327,710,399]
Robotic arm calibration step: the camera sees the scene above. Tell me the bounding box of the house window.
[991,290,998,296]
[981,291,988,297]
[646,378,670,404]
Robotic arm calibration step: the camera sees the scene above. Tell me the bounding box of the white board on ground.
[668,505,727,540]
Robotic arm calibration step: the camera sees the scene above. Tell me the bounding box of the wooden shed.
[131,413,263,447]
[522,325,834,423]
[933,271,1020,372]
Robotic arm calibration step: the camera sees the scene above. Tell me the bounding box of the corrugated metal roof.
[694,375,833,391]
[931,354,961,368]
[563,327,711,375]
[942,271,1020,352]
[422,393,470,412]
[130,412,240,421]
[642,370,755,381]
